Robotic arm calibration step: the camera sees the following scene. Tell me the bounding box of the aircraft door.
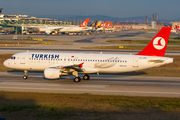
[20,54,26,64]
[133,57,138,67]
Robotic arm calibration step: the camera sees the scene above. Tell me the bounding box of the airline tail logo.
[153,37,166,50]
[136,27,171,57]
[79,18,89,27]
[96,22,101,27]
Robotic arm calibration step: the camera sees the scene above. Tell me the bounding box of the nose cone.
[3,60,9,68]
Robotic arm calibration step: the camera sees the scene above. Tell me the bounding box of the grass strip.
[0,91,180,119]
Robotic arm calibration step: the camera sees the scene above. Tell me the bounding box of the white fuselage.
[30,26,91,33]
[3,52,173,74]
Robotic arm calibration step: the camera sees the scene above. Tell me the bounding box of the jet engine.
[44,68,73,79]
[44,68,61,79]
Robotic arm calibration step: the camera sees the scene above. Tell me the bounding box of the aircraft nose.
[3,60,9,67]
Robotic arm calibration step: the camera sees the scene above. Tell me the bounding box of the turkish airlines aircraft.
[171,25,180,33]
[3,27,173,82]
[30,18,90,34]
[59,19,98,33]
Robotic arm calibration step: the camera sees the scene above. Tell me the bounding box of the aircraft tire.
[73,77,81,82]
[23,75,28,79]
[83,74,90,80]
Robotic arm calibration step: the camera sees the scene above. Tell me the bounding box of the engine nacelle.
[44,68,61,79]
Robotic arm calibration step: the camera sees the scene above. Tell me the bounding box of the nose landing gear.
[23,70,28,79]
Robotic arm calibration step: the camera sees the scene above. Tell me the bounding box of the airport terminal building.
[0,8,74,34]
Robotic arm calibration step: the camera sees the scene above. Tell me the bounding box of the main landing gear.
[23,70,28,79]
[73,74,90,82]
[73,71,90,82]
[73,77,81,82]
[83,74,90,80]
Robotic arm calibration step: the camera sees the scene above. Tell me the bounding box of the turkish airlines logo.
[153,37,166,50]
[83,22,87,27]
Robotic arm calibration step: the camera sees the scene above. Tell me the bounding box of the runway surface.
[0,72,180,97]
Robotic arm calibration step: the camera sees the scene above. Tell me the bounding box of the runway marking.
[91,77,132,80]
[0,87,180,95]
[90,81,180,85]
[0,82,109,88]
[31,76,43,78]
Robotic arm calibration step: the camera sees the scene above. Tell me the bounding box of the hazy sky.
[1,0,180,20]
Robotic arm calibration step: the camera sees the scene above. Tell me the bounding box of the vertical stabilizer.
[136,27,171,57]
[79,18,89,27]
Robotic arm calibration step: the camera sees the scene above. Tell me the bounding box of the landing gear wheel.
[23,75,28,79]
[73,77,81,82]
[83,74,90,80]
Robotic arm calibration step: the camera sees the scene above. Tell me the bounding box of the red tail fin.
[113,25,116,28]
[79,18,89,27]
[136,27,171,57]
[107,22,112,27]
[104,22,108,27]
[100,22,108,27]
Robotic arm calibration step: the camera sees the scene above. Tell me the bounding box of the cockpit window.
[10,56,16,60]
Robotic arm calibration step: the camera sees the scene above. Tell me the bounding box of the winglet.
[136,27,171,57]
[79,18,89,27]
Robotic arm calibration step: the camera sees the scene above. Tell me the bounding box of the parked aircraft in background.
[96,22,108,31]
[171,25,180,33]
[95,21,101,27]
[58,18,90,33]
[29,18,96,34]
[3,27,173,82]
[111,25,116,31]
[107,22,112,28]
